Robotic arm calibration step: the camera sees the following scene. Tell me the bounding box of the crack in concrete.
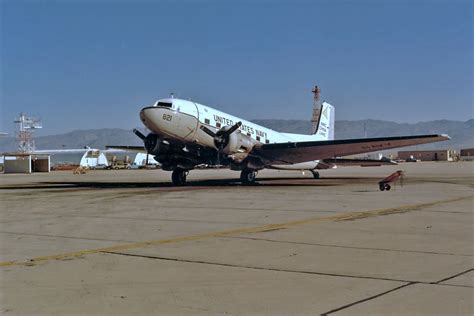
[103,251,473,289]
[102,251,415,283]
[322,268,474,315]
[225,236,474,257]
[321,282,417,315]
[0,231,134,243]
[433,268,474,284]
[34,214,263,226]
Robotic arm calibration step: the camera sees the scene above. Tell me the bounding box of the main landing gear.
[379,183,391,191]
[171,168,188,186]
[311,170,320,179]
[240,169,257,184]
[171,168,258,186]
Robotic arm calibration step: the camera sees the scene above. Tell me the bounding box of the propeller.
[200,121,242,165]
[200,121,242,148]
[133,128,146,140]
[133,128,159,155]
[200,126,216,138]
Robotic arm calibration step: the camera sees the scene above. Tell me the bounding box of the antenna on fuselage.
[311,85,322,134]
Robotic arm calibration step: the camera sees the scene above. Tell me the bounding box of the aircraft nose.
[139,107,150,123]
[139,107,160,131]
[139,106,176,135]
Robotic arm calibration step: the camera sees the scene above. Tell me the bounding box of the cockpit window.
[157,102,172,108]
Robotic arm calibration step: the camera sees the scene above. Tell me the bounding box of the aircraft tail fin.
[312,102,335,140]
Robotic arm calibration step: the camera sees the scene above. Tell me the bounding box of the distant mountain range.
[0,119,472,153]
[253,119,474,150]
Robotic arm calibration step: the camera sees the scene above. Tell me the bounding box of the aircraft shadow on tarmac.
[0,177,376,190]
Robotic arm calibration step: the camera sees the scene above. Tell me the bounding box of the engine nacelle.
[144,134,169,156]
[222,131,256,156]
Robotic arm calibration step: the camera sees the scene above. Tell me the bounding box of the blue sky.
[1,0,472,135]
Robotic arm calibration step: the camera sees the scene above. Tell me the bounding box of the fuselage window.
[216,122,221,128]
[204,118,210,124]
[265,139,270,144]
[256,136,261,142]
[247,133,251,137]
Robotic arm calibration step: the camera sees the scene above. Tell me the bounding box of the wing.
[105,145,146,152]
[252,134,450,164]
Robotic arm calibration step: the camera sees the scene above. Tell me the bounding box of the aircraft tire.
[240,169,257,184]
[311,170,320,179]
[385,184,391,191]
[172,168,188,186]
[379,183,385,191]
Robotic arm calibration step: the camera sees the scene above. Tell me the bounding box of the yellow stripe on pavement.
[0,195,471,268]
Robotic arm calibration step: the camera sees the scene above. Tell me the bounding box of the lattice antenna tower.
[14,113,42,153]
[311,85,322,134]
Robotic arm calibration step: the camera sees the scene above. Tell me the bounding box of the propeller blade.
[133,129,146,140]
[200,125,216,137]
[222,121,242,137]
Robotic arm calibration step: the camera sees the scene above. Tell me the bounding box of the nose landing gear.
[171,168,189,186]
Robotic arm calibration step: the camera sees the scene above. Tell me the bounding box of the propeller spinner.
[200,121,243,165]
[200,121,242,152]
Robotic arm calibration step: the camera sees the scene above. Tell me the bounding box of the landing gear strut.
[311,170,320,179]
[240,169,257,184]
[172,168,188,186]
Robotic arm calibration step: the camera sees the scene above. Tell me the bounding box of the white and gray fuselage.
[140,98,334,171]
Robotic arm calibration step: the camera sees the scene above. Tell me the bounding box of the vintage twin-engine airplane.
[110,93,449,185]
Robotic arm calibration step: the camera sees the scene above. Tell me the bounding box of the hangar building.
[398,149,457,161]
[460,148,474,160]
[36,149,109,168]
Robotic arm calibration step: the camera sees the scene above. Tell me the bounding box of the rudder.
[313,102,335,140]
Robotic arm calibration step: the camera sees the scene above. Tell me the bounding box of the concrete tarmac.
[0,162,473,315]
